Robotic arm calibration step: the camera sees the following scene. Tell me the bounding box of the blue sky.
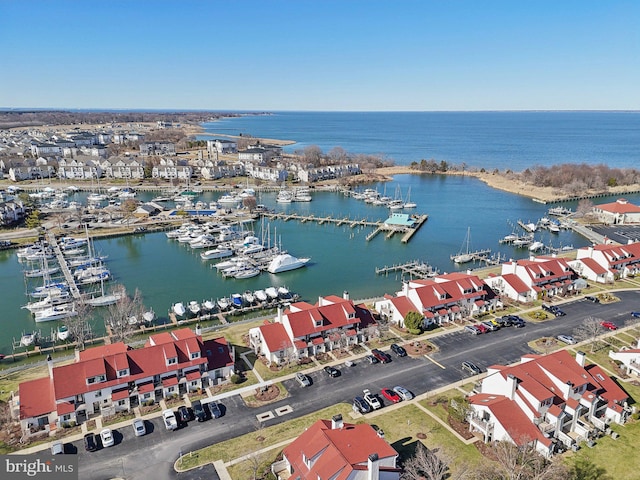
[1,0,638,111]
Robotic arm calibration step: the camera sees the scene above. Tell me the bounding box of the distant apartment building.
[206,139,237,155]
[297,163,362,183]
[0,200,26,225]
[57,158,101,180]
[100,157,146,179]
[139,141,176,156]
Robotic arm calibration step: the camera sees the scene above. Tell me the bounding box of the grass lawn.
[616,332,637,345]
[0,365,50,402]
[419,389,466,424]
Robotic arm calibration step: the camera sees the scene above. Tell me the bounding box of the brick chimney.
[367,453,380,480]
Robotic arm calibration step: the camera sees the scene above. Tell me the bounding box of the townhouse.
[206,138,237,155]
[569,242,640,283]
[100,156,146,179]
[139,141,176,156]
[248,293,377,365]
[468,350,631,457]
[272,415,401,480]
[14,328,234,438]
[57,157,102,180]
[374,272,499,328]
[484,256,578,302]
[609,338,640,376]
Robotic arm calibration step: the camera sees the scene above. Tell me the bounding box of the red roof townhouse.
[271,415,401,480]
[374,272,499,327]
[569,242,640,283]
[485,256,577,302]
[248,293,376,365]
[468,350,631,457]
[13,328,234,438]
[609,338,640,376]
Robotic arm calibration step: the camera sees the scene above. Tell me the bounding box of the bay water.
[2,111,639,354]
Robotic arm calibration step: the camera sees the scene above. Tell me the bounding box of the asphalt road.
[76,290,640,480]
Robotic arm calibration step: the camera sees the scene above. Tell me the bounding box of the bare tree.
[66,301,94,350]
[402,443,470,480]
[242,195,257,212]
[573,316,605,352]
[302,145,323,167]
[105,288,144,343]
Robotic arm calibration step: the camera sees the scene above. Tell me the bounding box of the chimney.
[343,290,349,300]
[74,348,81,362]
[507,374,517,400]
[277,305,283,323]
[47,354,54,379]
[402,281,409,296]
[367,453,380,480]
[318,296,324,307]
[195,323,202,336]
[576,351,586,367]
[331,414,343,430]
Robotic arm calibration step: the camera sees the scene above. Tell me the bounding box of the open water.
[2,111,640,354]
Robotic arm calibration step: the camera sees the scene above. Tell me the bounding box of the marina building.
[468,350,631,457]
[12,328,234,438]
[592,198,640,225]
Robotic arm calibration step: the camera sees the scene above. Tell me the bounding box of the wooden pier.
[47,232,81,300]
[375,259,438,279]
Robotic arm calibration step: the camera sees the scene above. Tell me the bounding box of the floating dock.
[375,260,438,279]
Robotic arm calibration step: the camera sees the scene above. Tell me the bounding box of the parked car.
[465,325,481,335]
[352,396,371,414]
[84,433,98,452]
[541,303,554,313]
[177,405,193,423]
[507,315,524,323]
[585,296,600,303]
[475,323,488,334]
[381,387,402,403]
[631,311,640,318]
[489,319,502,328]
[390,343,407,357]
[324,365,340,377]
[100,428,114,448]
[511,318,526,328]
[296,372,311,387]
[601,321,617,331]
[132,419,146,437]
[553,308,566,317]
[481,321,498,331]
[363,389,382,410]
[365,354,379,364]
[371,348,391,363]
[497,316,513,327]
[393,385,414,401]
[163,409,178,430]
[557,334,577,345]
[192,401,208,422]
[51,440,64,455]
[207,401,223,419]
[462,361,482,375]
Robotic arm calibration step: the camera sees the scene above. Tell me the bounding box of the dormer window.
[315,320,322,327]
[167,357,177,366]
[117,368,129,378]
[190,352,200,360]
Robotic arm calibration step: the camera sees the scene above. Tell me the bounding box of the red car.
[475,323,488,334]
[601,321,617,331]
[381,388,402,403]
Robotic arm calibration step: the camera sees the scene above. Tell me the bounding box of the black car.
[541,303,554,313]
[390,343,407,357]
[84,433,98,452]
[206,401,223,419]
[553,308,566,317]
[585,295,600,303]
[512,318,526,328]
[192,400,209,422]
[177,405,192,423]
[324,366,340,377]
[352,396,372,414]
[497,316,512,327]
[365,354,379,364]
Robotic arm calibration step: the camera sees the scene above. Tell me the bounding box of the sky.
[1,0,639,111]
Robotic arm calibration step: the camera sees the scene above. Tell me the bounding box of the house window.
[87,377,95,384]
[315,320,322,327]
[167,357,177,365]
[95,391,102,398]
[117,400,126,406]
[143,393,151,399]
[117,369,129,377]
[168,387,174,393]
[62,414,70,421]
[190,352,200,360]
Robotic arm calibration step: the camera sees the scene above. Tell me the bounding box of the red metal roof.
[162,375,178,387]
[111,388,130,401]
[138,382,154,394]
[56,401,75,415]
[19,377,54,420]
[312,337,325,345]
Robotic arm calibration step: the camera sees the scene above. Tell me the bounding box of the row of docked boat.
[276,186,312,203]
[171,285,297,319]
[350,185,417,210]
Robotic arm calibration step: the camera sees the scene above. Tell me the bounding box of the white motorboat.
[142,309,156,324]
[529,241,545,252]
[200,247,234,260]
[265,287,279,300]
[231,293,244,308]
[20,332,36,347]
[276,189,293,203]
[254,289,268,303]
[128,315,138,325]
[217,193,241,206]
[202,300,216,312]
[23,292,72,313]
[217,297,230,310]
[188,300,201,317]
[267,253,310,274]
[242,290,255,304]
[34,304,77,323]
[277,286,292,300]
[172,302,186,318]
[57,325,70,341]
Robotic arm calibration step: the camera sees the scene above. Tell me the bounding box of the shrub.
[408,328,422,335]
[230,374,242,384]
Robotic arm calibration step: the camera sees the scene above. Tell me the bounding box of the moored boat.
[172,302,186,318]
[254,289,268,303]
[57,325,70,341]
[267,253,310,274]
[265,286,279,300]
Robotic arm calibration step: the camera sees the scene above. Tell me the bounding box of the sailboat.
[403,187,417,208]
[451,227,474,264]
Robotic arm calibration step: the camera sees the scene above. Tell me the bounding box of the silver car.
[557,334,576,345]
[393,385,414,401]
[296,372,311,387]
[132,418,146,437]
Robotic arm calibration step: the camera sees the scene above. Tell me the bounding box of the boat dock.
[262,212,428,243]
[375,259,438,279]
[47,232,81,300]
